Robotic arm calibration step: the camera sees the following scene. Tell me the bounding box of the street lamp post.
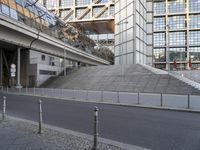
[166,24,170,73]
[116,21,128,77]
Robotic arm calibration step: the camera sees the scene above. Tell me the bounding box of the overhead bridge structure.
[0,0,109,88]
[0,15,109,65]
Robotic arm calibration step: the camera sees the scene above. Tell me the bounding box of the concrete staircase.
[42,64,200,95]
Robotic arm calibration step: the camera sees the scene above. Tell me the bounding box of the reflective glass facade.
[153,0,200,70]
[114,0,153,65]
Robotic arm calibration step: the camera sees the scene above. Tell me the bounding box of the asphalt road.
[0,93,200,150]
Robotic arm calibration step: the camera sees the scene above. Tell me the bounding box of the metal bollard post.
[101,91,103,102]
[2,96,6,120]
[188,94,190,109]
[117,92,120,103]
[92,106,99,150]
[137,92,140,104]
[33,87,35,96]
[160,93,163,107]
[86,90,88,100]
[38,100,43,134]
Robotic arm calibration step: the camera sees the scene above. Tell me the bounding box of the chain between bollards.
[92,106,99,150]
[38,100,43,134]
[2,96,6,121]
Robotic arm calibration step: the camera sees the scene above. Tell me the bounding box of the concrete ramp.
[42,64,200,95]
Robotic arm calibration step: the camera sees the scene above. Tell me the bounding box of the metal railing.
[1,87,200,111]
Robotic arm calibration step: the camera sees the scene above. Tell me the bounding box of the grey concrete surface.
[0,118,139,150]
[41,65,200,95]
[1,93,200,150]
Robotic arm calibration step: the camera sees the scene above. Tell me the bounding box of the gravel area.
[0,118,128,150]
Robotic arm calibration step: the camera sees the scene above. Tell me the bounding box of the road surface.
[0,93,200,150]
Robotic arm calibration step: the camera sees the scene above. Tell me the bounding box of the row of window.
[154,31,200,46]
[154,47,200,63]
[45,0,109,8]
[154,15,200,30]
[154,0,200,14]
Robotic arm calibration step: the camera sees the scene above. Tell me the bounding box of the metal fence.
[1,87,200,111]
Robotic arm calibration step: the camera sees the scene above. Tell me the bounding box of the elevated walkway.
[42,64,200,95]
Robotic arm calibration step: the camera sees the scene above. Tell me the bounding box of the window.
[76,0,90,6]
[189,31,200,45]
[41,55,45,61]
[168,16,185,29]
[168,0,185,13]
[154,48,166,62]
[15,0,22,5]
[190,15,200,28]
[189,47,200,61]
[169,48,187,61]
[154,17,165,30]
[154,33,165,46]
[2,4,9,16]
[169,32,186,45]
[189,0,200,12]
[10,8,18,20]
[61,0,73,7]
[154,2,165,14]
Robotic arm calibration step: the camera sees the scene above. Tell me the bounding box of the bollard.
[38,100,43,134]
[188,94,190,109]
[92,106,99,150]
[117,92,120,103]
[2,96,6,120]
[86,90,88,100]
[101,91,103,102]
[6,86,8,93]
[137,92,140,104]
[160,93,163,107]
[33,87,35,95]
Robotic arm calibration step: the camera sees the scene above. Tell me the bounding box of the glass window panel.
[154,2,165,14]
[154,17,165,30]
[127,53,133,64]
[10,8,18,20]
[61,0,73,7]
[46,0,57,8]
[127,40,133,53]
[76,0,90,6]
[168,16,185,29]
[154,33,165,46]
[189,0,200,12]
[168,0,185,13]
[169,48,187,61]
[189,47,200,61]
[169,32,186,45]
[189,31,200,45]
[190,15,200,28]
[2,4,9,16]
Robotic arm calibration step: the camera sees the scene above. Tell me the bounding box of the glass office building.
[153,0,200,70]
[114,0,153,65]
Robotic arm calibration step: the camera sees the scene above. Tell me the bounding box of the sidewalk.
[0,116,149,150]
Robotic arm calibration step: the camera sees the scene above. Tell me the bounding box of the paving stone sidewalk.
[0,118,131,150]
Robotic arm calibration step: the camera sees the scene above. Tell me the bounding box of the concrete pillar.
[0,50,3,87]
[16,47,22,88]
[63,50,66,76]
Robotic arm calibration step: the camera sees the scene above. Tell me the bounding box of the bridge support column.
[0,49,2,87]
[16,47,22,88]
[63,50,66,76]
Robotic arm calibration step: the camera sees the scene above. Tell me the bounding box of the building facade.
[114,0,153,65]
[153,0,200,70]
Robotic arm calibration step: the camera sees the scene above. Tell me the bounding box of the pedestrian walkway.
[0,116,149,150]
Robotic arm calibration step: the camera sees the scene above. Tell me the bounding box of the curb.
[1,91,200,113]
